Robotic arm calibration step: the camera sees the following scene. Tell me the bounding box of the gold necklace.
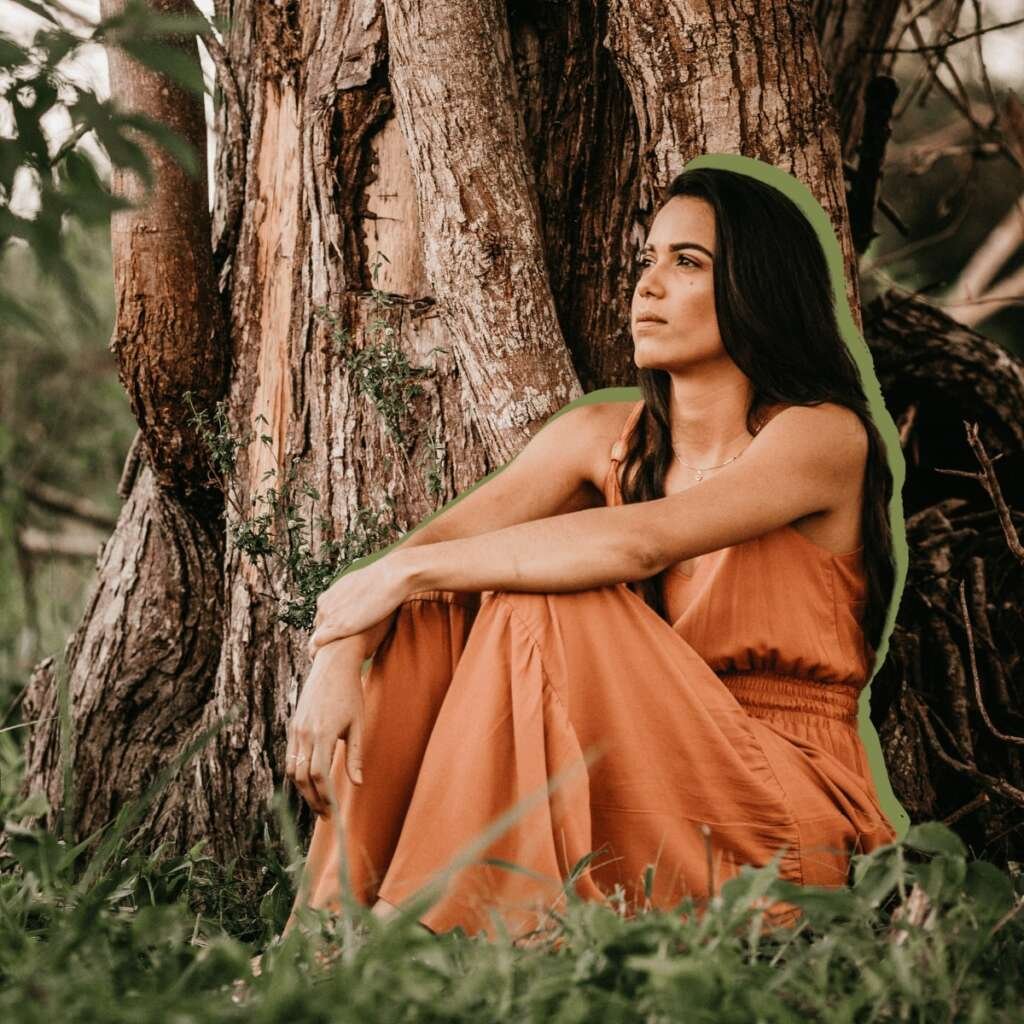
[671,446,749,482]
[671,422,762,482]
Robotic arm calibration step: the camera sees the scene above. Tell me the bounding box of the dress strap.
[603,400,645,505]
[608,399,646,463]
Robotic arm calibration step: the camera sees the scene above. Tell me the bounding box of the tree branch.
[957,579,1024,747]
[962,421,1024,564]
[21,478,118,531]
[187,0,248,274]
[17,526,107,559]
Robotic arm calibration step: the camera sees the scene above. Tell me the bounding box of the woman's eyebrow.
[640,241,714,260]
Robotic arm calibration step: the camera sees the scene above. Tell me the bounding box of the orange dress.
[290,399,897,940]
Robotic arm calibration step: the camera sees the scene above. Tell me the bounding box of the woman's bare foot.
[370,896,400,921]
[236,899,432,996]
[371,896,435,933]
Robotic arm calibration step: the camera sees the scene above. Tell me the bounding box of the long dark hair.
[618,167,896,663]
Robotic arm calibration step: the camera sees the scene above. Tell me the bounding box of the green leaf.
[3,821,66,885]
[97,0,210,41]
[850,850,904,907]
[0,32,26,70]
[914,851,967,905]
[34,25,81,67]
[114,38,206,98]
[0,137,22,195]
[71,92,155,187]
[58,150,133,224]
[769,879,864,928]
[904,821,968,859]
[963,860,1016,921]
[120,112,200,180]
[8,790,51,819]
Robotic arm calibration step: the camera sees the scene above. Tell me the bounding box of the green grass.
[1,746,1022,1024]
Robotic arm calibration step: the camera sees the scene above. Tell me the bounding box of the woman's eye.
[636,255,694,269]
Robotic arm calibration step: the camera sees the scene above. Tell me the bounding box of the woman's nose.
[638,268,664,298]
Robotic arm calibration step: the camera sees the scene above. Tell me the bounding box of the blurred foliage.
[863,40,1024,358]
[0,218,133,711]
[0,0,211,331]
[0,0,214,719]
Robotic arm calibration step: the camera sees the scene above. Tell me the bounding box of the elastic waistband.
[718,672,861,722]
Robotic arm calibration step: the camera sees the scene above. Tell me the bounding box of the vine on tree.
[182,252,458,629]
[315,251,449,497]
[183,394,398,631]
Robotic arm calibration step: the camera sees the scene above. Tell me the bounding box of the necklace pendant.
[695,469,703,482]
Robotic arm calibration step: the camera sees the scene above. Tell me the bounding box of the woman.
[284,165,901,943]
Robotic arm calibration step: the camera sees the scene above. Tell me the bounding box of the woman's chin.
[633,338,674,368]
[634,349,671,371]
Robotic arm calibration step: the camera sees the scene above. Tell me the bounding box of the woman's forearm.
[399,504,656,595]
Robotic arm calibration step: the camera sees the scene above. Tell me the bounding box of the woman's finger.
[309,737,336,814]
[284,727,297,783]
[296,745,327,815]
[345,712,364,786]
[292,749,320,815]
[310,626,337,650]
[307,630,333,660]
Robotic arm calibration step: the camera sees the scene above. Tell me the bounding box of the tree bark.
[384,0,583,452]
[101,0,229,511]
[21,463,224,844]
[812,0,904,165]
[21,0,228,845]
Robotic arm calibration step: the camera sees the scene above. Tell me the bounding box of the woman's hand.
[286,640,367,815]
[308,552,412,659]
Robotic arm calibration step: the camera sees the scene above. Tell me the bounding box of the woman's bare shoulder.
[756,400,869,508]
[588,399,641,439]
[758,400,865,441]
[570,400,642,489]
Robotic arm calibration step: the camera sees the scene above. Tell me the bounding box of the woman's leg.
[284,589,480,934]
[373,584,808,941]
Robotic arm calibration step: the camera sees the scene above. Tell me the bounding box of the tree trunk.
[21,0,1024,879]
[22,0,228,845]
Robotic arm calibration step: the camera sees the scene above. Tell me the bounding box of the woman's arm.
[398,404,867,594]
[310,401,610,656]
[348,400,609,565]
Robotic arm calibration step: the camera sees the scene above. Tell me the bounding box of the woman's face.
[631,195,723,371]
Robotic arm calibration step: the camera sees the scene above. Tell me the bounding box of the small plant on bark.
[419,424,447,501]
[320,252,435,447]
[183,393,399,631]
[315,251,449,499]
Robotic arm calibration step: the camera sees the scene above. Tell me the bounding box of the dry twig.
[957,578,1024,747]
